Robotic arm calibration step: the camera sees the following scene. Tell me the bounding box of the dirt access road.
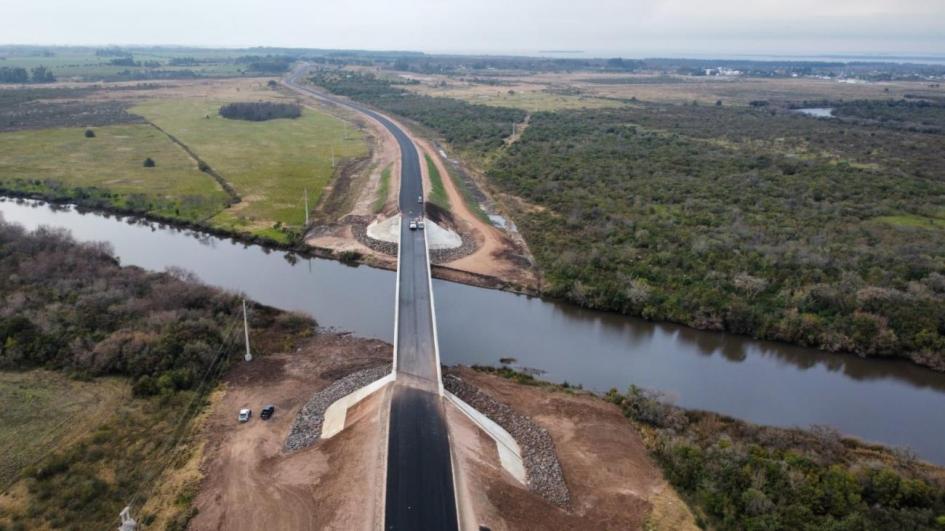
[190,333,391,531]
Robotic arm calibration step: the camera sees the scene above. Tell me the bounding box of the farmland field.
[131,96,368,241]
[0,48,246,81]
[0,371,128,488]
[0,123,229,220]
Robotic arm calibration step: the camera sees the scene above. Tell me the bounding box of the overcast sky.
[2,0,944,57]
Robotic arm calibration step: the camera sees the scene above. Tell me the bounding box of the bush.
[338,250,362,265]
[605,385,945,530]
[143,157,155,167]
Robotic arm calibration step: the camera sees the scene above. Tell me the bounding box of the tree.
[393,58,411,71]
[0,67,29,83]
[219,101,301,121]
[143,158,156,168]
[84,129,95,138]
[30,66,55,83]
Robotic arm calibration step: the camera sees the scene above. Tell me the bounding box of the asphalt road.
[284,68,459,530]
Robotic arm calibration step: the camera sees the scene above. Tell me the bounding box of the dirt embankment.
[189,332,392,531]
[446,367,697,531]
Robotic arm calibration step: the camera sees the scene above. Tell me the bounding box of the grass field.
[374,163,392,213]
[424,153,449,209]
[402,70,945,109]
[408,83,623,112]
[0,49,245,80]
[875,214,945,230]
[0,371,128,488]
[0,124,230,220]
[131,98,368,241]
[0,375,210,529]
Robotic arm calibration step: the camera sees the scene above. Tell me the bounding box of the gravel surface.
[284,363,391,452]
[429,229,476,264]
[444,374,571,509]
[351,216,398,256]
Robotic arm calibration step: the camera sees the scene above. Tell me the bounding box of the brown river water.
[2,197,943,464]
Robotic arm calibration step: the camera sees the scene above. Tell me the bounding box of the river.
[3,197,944,464]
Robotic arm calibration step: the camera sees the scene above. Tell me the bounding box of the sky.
[2,0,944,58]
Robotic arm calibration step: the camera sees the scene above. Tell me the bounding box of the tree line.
[0,66,55,84]
[219,101,302,121]
[309,70,526,155]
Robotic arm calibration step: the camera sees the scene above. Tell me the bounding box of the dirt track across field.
[189,332,392,531]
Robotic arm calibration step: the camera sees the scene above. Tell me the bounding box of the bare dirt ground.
[189,332,392,531]
[447,367,697,531]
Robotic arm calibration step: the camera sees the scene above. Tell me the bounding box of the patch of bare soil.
[189,332,391,531]
[447,367,697,531]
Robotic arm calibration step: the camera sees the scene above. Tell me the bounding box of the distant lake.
[794,107,834,118]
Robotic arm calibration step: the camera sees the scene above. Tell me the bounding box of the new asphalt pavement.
[284,69,459,530]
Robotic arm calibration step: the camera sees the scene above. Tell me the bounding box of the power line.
[125,305,246,512]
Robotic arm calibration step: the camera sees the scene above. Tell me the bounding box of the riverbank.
[462,365,945,530]
[5,197,945,465]
[445,365,698,529]
[0,192,542,297]
[0,216,316,529]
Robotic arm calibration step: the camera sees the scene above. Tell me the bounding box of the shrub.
[338,250,362,265]
[84,128,95,138]
[143,157,155,167]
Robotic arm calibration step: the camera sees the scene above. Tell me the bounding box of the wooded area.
[219,101,302,121]
[0,218,309,394]
[309,70,526,155]
[0,218,313,529]
[607,384,945,530]
[488,103,945,370]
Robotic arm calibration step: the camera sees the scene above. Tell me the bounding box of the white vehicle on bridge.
[417,219,425,230]
[417,195,423,204]
[409,220,418,230]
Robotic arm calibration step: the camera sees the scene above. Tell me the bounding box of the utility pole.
[304,187,310,226]
[243,299,252,362]
[331,146,335,168]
